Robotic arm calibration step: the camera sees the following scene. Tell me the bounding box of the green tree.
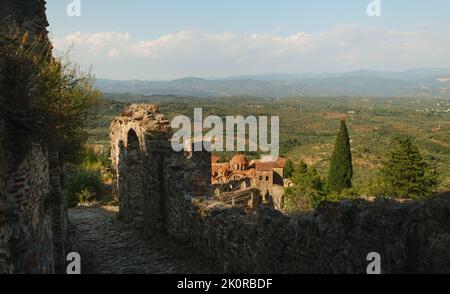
[284,162,326,212]
[327,120,353,193]
[381,137,438,200]
[283,159,295,178]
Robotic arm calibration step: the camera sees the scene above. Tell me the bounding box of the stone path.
[69,206,218,274]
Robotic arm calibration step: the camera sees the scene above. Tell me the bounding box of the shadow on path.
[69,205,218,274]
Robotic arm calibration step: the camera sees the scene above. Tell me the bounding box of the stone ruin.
[2,0,450,274]
[111,104,450,274]
[0,0,68,274]
[109,104,211,228]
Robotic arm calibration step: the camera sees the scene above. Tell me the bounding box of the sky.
[46,0,450,80]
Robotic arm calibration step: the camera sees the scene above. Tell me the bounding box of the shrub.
[284,162,326,212]
[67,169,102,208]
[0,25,100,163]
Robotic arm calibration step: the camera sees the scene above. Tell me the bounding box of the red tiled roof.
[255,158,286,171]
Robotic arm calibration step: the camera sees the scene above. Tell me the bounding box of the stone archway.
[109,104,211,230]
[110,105,173,228]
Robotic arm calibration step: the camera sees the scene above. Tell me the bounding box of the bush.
[284,186,324,213]
[284,161,326,212]
[0,25,100,163]
[67,169,102,208]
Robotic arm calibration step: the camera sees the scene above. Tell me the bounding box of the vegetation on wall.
[0,25,100,163]
[1,24,103,208]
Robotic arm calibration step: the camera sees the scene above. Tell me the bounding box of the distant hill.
[96,68,450,98]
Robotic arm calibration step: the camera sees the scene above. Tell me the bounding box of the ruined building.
[211,154,286,209]
[110,104,211,228]
[0,0,68,273]
[111,104,450,274]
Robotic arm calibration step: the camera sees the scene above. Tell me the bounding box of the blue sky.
[46,0,450,80]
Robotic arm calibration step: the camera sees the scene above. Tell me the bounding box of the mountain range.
[96,68,450,98]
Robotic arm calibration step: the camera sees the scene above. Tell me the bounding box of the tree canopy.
[381,137,438,199]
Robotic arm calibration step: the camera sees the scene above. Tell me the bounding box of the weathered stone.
[0,0,68,274]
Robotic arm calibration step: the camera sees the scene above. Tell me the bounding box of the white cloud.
[53,31,130,56]
[51,25,450,80]
[107,48,120,59]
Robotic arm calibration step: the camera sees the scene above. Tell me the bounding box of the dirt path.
[68,206,218,274]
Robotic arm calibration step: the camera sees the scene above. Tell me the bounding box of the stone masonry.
[0,0,68,273]
[111,104,450,274]
[110,104,211,228]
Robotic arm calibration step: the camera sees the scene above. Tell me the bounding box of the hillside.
[96,68,450,98]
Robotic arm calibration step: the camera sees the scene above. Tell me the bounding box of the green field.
[87,94,450,192]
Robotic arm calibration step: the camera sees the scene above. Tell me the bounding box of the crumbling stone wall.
[0,108,67,274]
[112,104,450,274]
[166,194,450,273]
[0,0,67,274]
[110,104,173,228]
[110,104,213,228]
[4,142,54,273]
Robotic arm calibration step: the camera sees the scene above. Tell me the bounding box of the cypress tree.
[327,120,353,193]
[381,137,438,199]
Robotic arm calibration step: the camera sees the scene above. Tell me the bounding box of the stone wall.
[0,114,14,273]
[0,0,49,39]
[110,104,173,228]
[165,193,450,274]
[111,103,450,274]
[3,142,55,273]
[0,104,67,274]
[0,0,67,274]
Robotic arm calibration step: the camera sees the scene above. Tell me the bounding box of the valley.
[87,94,450,192]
